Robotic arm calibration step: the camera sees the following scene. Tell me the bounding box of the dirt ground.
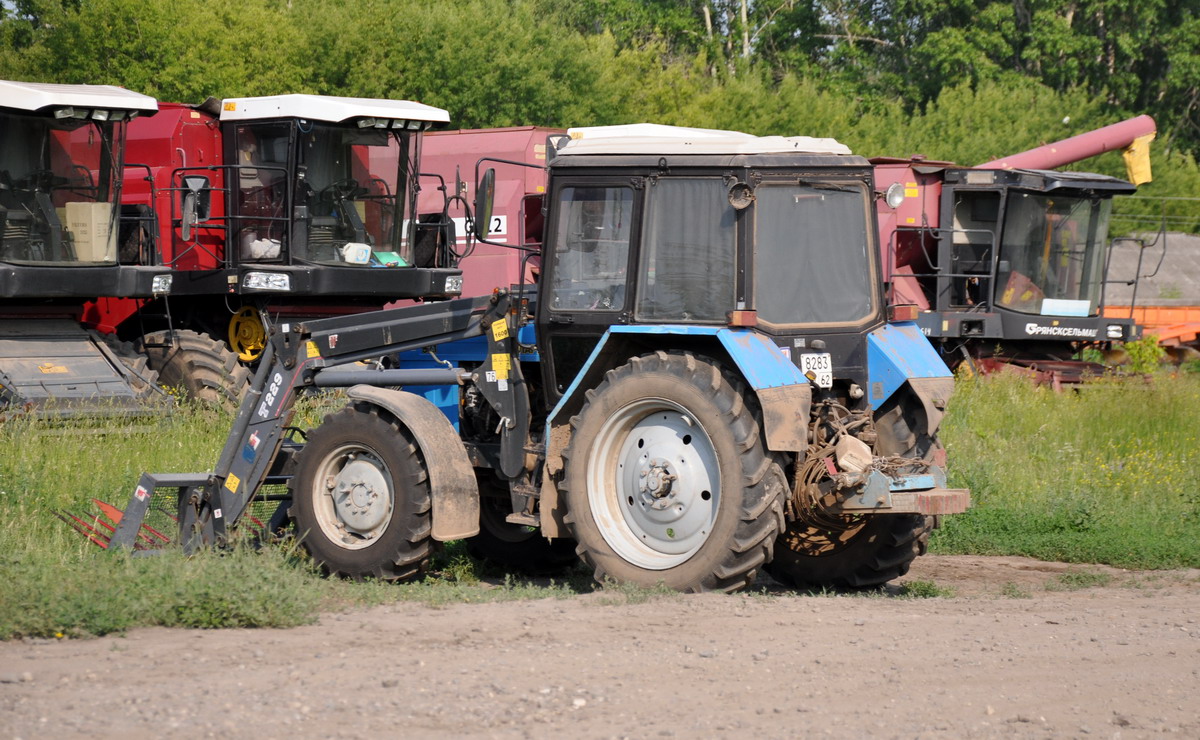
[2,555,1199,740]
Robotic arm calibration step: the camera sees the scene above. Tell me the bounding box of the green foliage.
[935,372,1200,569]
[1123,335,1169,374]
[1047,569,1113,591]
[898,579,956,598]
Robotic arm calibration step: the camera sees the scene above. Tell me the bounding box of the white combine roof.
[0,79,157,114]
[220,94,449,125]
[562,123,852,156]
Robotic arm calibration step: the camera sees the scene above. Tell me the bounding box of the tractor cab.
[532,125,889,407]
[0,80,162,299]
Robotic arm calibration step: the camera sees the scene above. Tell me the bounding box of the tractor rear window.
[754,182,875,326]
[549,185,633,311]
[635,177,736,322]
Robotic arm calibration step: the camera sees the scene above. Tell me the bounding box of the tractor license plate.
[800,352,833,388]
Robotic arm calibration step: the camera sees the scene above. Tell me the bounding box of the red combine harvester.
[85,94,466,404]
[0,80,165,415]
[419,118,1158,387]
[872,116,1157,385]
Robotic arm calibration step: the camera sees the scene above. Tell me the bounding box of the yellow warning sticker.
[223,102,237,111]
[491,319,509,342]
[37,363,68,374]
[306,341,321,358]
[225,472,240,494]
[904,187,919,198]
[491,353,511,380]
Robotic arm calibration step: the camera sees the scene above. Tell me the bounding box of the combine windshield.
[0,111,122,266]
[295,124,414,266]
[996,192,1112,316]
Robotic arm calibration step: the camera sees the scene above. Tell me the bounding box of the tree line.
[2,0,1197,227]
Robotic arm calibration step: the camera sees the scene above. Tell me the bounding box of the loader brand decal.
[225,473,240,494]
[490,319,509,342]
[328,334,339,349]
[248,431,261,450]
[306,341,321,358]
[134,485,149,503]
[37,363,68,374]
[1024,323,1098,338]
[256,372,286,419]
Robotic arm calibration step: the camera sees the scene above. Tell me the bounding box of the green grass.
[3,372,1199,637]
[934,371,1200,569]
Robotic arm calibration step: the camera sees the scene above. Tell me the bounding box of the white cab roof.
[220,94,449,125]
[0,80,158,114]
[562,123,852,156]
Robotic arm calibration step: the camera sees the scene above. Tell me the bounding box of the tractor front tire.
[289,403,435,581]
[138,330,250,409]
[561,351,786,593]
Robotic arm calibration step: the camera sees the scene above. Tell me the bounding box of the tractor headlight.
[151,274,173,294]
[243,271,292,291]
[445,275,463,294]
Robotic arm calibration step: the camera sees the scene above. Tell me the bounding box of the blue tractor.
[113,125,969,592]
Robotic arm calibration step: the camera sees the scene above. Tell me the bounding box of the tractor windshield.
[754,180,875,326]
[293,123,414,266]
[0,111,122,266]
[995,192,1112,316]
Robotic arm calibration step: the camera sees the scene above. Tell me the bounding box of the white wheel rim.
[311,443,394,550]
[587,398,720,570]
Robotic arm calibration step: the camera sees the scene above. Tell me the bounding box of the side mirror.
[474,168,496,239]
[180,175,211,242]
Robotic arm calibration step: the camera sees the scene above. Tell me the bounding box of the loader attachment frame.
[108,291,521,551]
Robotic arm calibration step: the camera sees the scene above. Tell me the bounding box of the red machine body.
[417,126,560,298]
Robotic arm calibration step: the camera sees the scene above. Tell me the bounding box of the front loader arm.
[110,292,516,551]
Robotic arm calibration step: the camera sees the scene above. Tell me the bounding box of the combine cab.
[874,116,1157,385]
[0,80,165,416]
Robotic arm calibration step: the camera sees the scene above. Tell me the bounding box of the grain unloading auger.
[88,125,969,592]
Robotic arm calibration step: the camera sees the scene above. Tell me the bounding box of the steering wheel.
[318,178,365,202]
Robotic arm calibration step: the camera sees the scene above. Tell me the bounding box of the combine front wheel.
[290,403,435,581]
[139,329,250,408]
[562,351,786,593]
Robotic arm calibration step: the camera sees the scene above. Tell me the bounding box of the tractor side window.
[755,182,874,326]
[549,185,633,311]
[635,177,735,322]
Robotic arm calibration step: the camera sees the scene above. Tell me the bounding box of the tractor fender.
[547,326,811,453]
[346,385,480,541]
[865,322,955,414]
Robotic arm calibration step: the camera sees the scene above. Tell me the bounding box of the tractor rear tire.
[465,472,579,574]
[138,330,250,409]
[289,402,436,581]
[561,351,786,593]
[766,513,933,589]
